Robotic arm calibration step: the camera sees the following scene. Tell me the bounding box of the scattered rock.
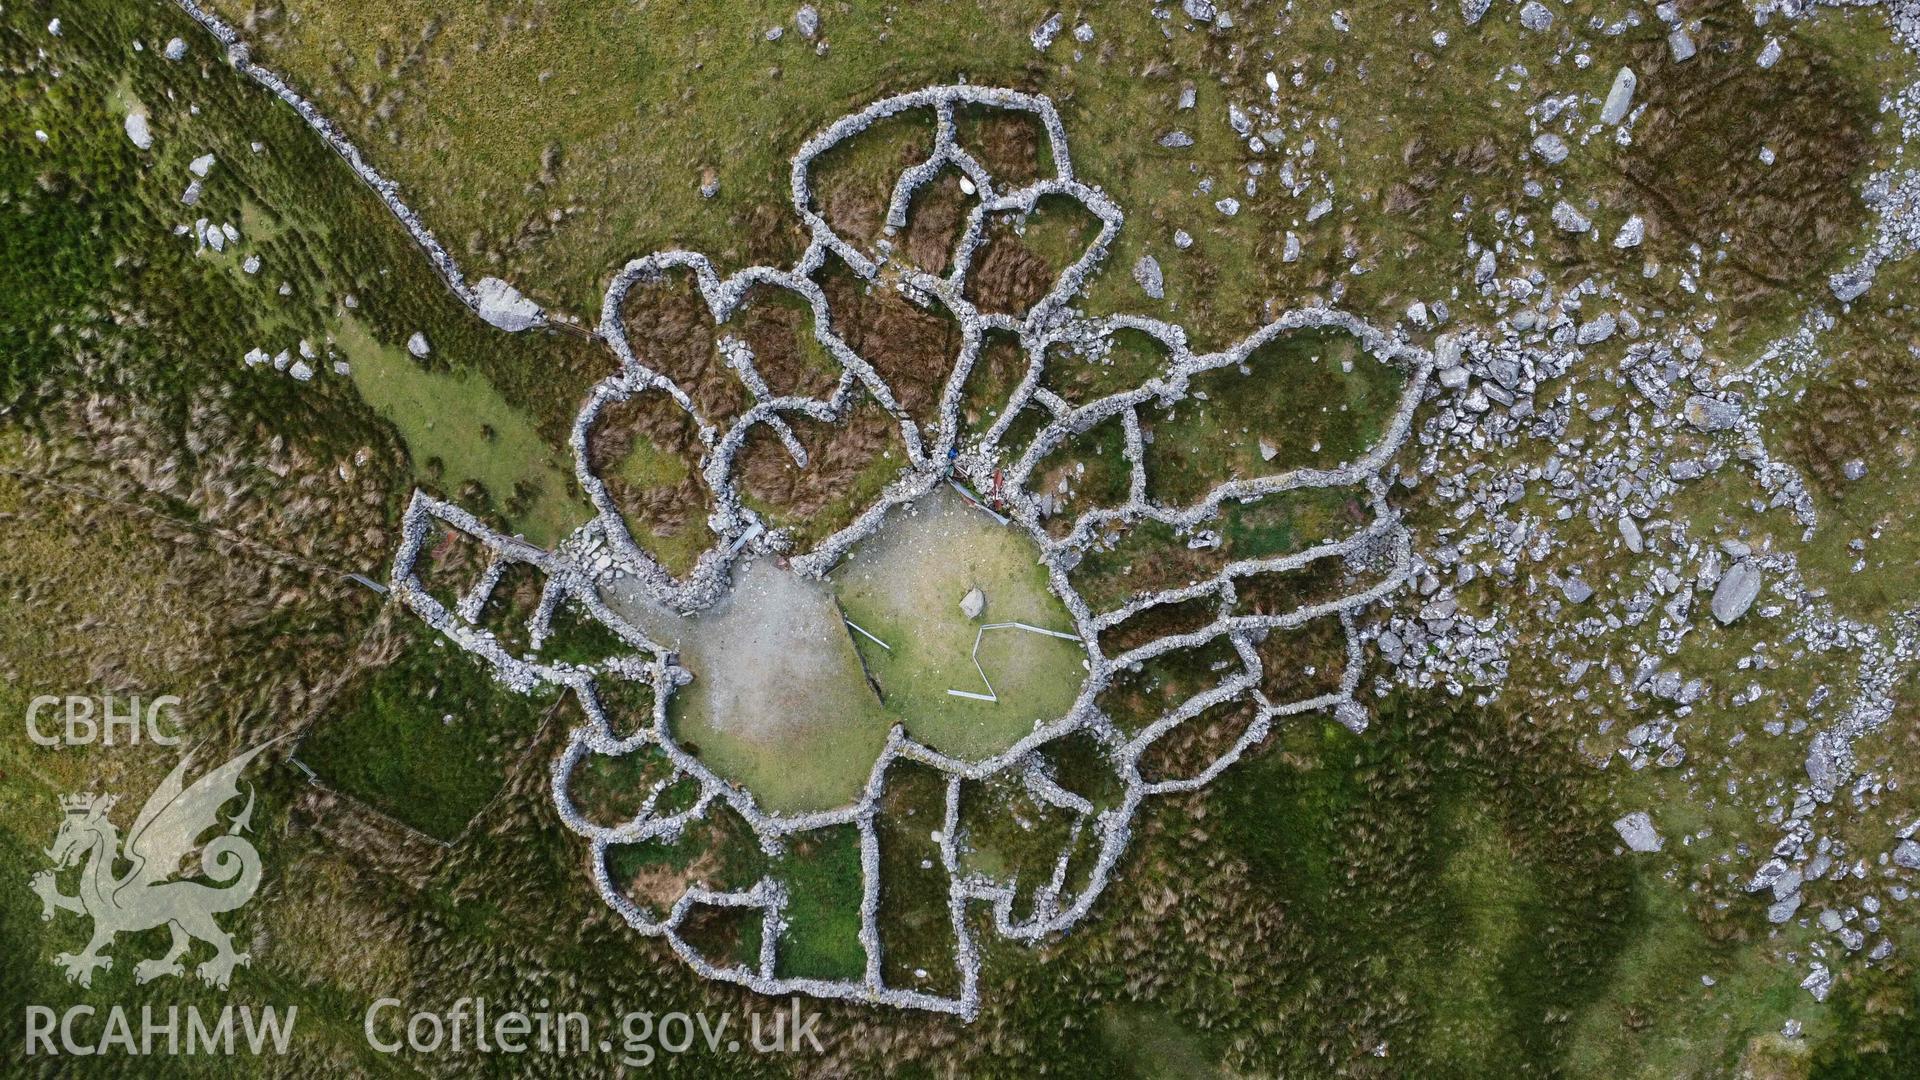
[1133,255,1165,299]
[1711,562,1762,625]
[961,587,986,620]
[1684,395,1741,432]
[1669,28,1697,63]
[1576,313,1616,345]
[1551,200,1591,233]
[1519,2,1554,32]
[474,277,545,332]
[1601,67,1637,125]
[795,4,820,38]
[1614,215,1646,249]
[164,37,188,61]
[1618,515,1644,554]
[407,332,432,358]
[1614,812,1663,852]
[1258,439,1278,462]
[189,153,215,178]
[1893,840,1920,870]
[1030,12,1064,50]
[124,110,153,150]
[1158,130,1195,149]
[1531,133,1569,165]
[1561,577,1594,604]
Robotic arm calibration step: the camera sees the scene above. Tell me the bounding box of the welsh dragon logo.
[29,742,271,989]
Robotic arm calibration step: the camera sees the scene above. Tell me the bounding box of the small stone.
[1576,313,1617,346]
[699,166,720,199]
[764,25,784,41]
[1614,812,1663,852]
[1282,232,1301,262]
[241,254,261,275]
[1182,0,1216,23]
[1893,840,1920,870]
[1618,515,1644,554]
[795,5,819,38]
[189,153,216,178]
[474,277,545,332]
[1030,12,1064,50]
[1214,197,1240,217]
[1174,229,1194,250]
[1768,893,1803,923]
[1800,964,1832,1003]
[1757,38,1782,69]
[1519,1,1553,31]
[1614,215,1646,248]
[1601,67,1637,125]
[1258,439,1278,462]
[1711,562,1762,625]
[1684,395,1741,432]
[1551,200,1591,233]
[1531,133,1569,165]
[961,587,986,620]
[407,332,432,358]
[1460,0,1492,25]
[1158,130,1195,149]
[124,111,153,150]
[1842,459,1868,481]
[1561,577,1593,604]
[1133,255,1165,299]
[1669,28,1696,62]
[288,359,315,382]
[164,37,188,61]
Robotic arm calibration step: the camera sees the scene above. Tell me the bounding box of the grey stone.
[1551,200,1592,233]
[1684,395,1742,432]
[960,587,986,620]
[1768,893,1803,923]
[1618,515,1644,554]
[1614,214,1646,248]
[407,332,431,358]
[1531,133,1569,164]
[1561,577,1594,604]
[1519,1,1553,31]
[1711,562,1761,624]
[795,4,820,38]
[1461,0,1492,26]
[474,277,545,332]
[1669,28,1697,63]
[1843,459,1868,481]
[1600,67,1637,125]
[1133,255,1165,299]
[1576,313,1617,345]
[1894,840,1920,870]
[1614,812,1663,852]
[1159,130,1195,149]
[1182,0,1216,22]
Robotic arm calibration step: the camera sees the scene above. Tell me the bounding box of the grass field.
[333,317,590,545]
[297,619,561,840]
[834,490,1086,759]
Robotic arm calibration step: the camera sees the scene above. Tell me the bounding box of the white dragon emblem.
[29,742,271,989]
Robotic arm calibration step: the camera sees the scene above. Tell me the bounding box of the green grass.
[773,826,867,980]
[297,621,560,840]
[334,317,590,545]
[833,490,1086,759]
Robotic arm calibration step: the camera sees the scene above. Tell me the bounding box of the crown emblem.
[59,793,114,815]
